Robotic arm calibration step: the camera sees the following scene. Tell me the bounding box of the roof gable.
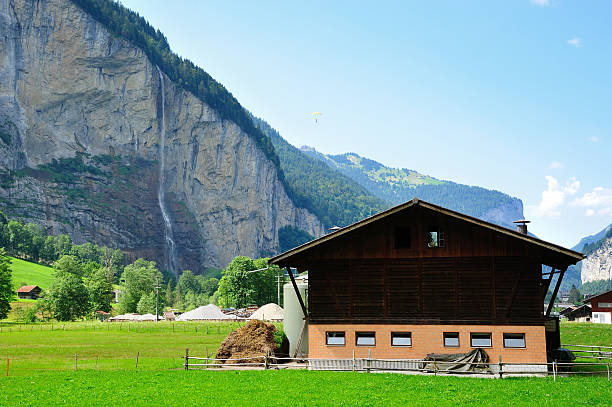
[270,198,584,267]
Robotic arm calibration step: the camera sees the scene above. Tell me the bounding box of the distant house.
[560,304,591,322]
[16,285,42,300]
[584,289,612,324]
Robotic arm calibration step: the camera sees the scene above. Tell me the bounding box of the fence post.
[498,355,503,379]
[136,352,139,368]
[265,350,269,370]
[185,348,189,370]
[6,357,8,377]
[552,361,556,382]
[607,363,610,382]
[74,353,78,371]
[205,346,208,368]
[367,349,371,373]
[352,350,355,372]
[434,359,437,376]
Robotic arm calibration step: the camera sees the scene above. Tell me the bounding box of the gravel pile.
[249,303,284,321]
[176,304,237,321]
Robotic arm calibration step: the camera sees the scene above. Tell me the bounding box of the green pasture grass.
[0,321,240,375]
[1,370,610,407]
[560,321,612,347]
[8,257,54,290]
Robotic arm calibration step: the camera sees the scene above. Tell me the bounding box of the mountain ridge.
[300,145,525,229]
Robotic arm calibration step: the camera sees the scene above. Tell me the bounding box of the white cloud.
[549,161,563,169]
[531,0,550,6]
[528,176,580,218]
[568,38,582,48]
[589,136,600,143]
[571,187,612,216]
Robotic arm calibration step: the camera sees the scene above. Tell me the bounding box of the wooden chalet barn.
[584,289,612,324]
[270,198,584,369]
[16,285,42,300]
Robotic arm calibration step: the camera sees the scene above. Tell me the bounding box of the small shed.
[17,285,42,300]
[584,289,612,324]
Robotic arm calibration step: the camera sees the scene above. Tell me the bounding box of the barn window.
[391,332,412,347]
[427,226,445,248]
[503,333,525,348]
[443,332,459,347]
[326,331,345,346]
[470,333,492,348]
[598,302,612,308]
[394,227,411,249]
[356,332,376,346]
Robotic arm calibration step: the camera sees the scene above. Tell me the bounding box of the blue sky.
[121,0,611,248]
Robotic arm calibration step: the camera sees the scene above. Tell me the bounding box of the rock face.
[0,0,324,271]
[581,237,612,284]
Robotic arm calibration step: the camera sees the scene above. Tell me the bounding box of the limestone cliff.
[581,236,612,284]
[0,0,325,271]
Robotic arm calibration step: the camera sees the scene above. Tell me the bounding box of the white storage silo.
[283,277,308,357]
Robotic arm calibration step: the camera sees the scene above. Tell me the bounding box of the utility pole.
[155,275,161,322]
[277,273,281,306]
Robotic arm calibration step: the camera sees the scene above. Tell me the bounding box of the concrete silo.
[283,276,308,357]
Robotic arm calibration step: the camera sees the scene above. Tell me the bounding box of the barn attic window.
[427,226,445,248]
[394,227,411,249]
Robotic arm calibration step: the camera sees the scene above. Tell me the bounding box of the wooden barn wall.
[297,206,565,267]
[307,256,543,325]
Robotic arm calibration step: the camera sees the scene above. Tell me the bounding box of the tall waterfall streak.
[156,67,177,275]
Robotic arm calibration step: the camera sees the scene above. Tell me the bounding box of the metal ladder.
[293,320,307,358]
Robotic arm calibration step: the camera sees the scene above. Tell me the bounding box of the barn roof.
[270,198,584,267]
[16,285,40,293]
[583,288,612,303]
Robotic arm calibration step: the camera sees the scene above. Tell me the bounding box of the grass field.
[0,321,239,375]
[0,320,610,406]
[8,256,54,290]
[1,370,610,407]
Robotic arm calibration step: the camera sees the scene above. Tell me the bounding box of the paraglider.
[312,112,322,123]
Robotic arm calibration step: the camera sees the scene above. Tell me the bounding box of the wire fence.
[184,351,612,381]
[0,321,242,335]
[561,344,612,362]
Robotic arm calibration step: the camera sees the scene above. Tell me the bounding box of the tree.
[568,284,582,305]
[85,266,113,313]
[118,259,162,314]
[165,281,174,308]
[46,268,90,321]
[54,255,84,276]
[216,256,257,308]
[216,256,279,308]
[0,248,14,319]
[177,270,200,295]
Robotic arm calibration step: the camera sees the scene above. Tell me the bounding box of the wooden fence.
[184,350,611,380]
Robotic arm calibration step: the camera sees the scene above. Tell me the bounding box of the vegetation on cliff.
[253,117,388,227]
[302,148,523,226]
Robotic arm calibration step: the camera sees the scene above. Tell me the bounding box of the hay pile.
[216,320,277,364]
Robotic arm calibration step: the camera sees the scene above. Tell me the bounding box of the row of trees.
[0,210,124,273]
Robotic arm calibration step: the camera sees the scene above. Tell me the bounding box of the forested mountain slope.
[253,117,388,228]
[300,147,525,229]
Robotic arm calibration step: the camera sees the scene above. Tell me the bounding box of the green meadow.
[8,256,54,290]
[1,370,611,407]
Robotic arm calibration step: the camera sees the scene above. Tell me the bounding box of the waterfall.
[156,66,177,275]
